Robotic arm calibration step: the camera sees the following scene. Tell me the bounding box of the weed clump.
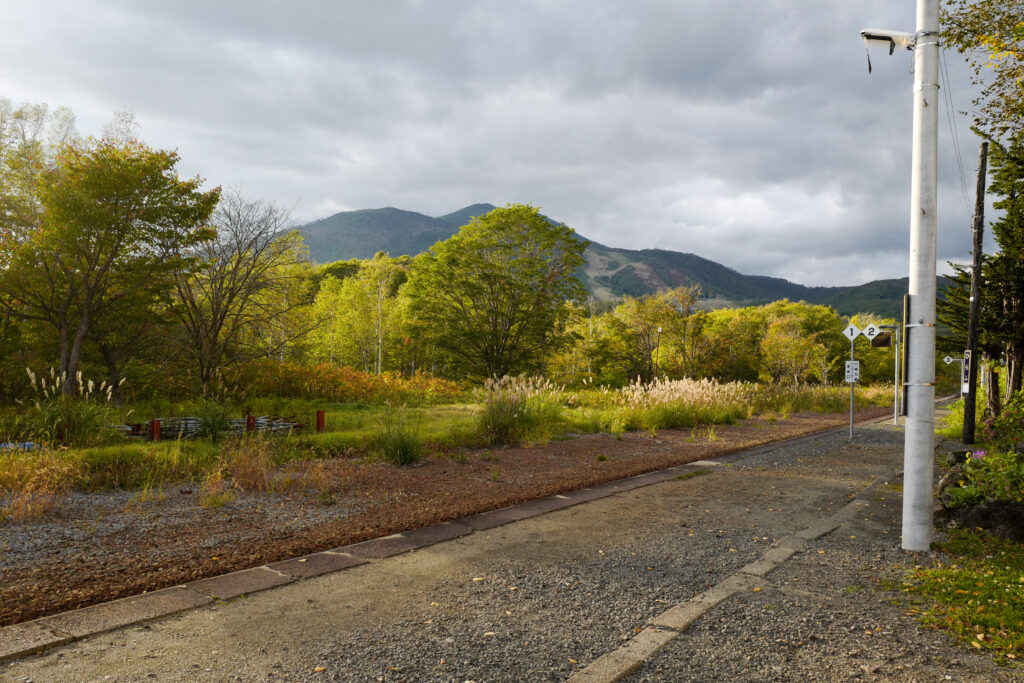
[0,449,83,521]
[196,399,233,442]
[6,368,125,448]
[377,403,422,466]
[476,376,563,446]
[219,434,275,490]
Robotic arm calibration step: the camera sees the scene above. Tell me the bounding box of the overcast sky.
[0,1,985,286]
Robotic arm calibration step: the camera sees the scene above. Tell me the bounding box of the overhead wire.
[939,44,974,222]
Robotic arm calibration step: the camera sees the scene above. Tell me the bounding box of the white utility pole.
[903,0,940,553]
[861,0,940,552]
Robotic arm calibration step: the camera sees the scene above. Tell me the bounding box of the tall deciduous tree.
[170,192,312,392]
[0,100,76,242]
[604,294,667,383]
[309,255,405,373]
[0,137,219,394]
[407,204,586,379]
[758,315,827,385]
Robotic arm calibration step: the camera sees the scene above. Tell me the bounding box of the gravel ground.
[626,423,1019,683]
[6,417,1015,682]
[1,410,877,628]
[0,490,369,568]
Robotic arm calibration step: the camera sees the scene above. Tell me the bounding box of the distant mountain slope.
[299,207,457,261]
[436,203,497,228]
[297,203,937,317]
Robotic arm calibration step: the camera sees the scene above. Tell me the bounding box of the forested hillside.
[298,204,941,316]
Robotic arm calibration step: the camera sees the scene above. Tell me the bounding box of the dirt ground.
[0,408,889,628]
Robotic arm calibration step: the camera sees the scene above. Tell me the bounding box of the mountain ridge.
[297,203,930,317]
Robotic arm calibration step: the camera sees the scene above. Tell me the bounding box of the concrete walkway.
[2,416,1014,682]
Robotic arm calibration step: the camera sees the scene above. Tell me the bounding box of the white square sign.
[842,324,861,341]
[862,324,881,340]
[845,360,860,383]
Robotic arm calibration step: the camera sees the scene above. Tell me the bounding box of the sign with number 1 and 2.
[842,323,881,438]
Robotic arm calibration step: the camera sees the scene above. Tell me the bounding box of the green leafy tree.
[407,204,586,379]
[758,315,828,384]
[941,136,1024,409]
[658,286,715,379]
[943,0,1024,136]
[0,137,219,394]
[703,306,768,382]
[309,254,405,373]
[309,275,348,366]
[545,303,633,387]
[604,293,669,383]
[597,286,709,383]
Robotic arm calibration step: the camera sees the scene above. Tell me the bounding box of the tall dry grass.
[615,377,756,431]
[475,375,565,445]
[0,449,84,522]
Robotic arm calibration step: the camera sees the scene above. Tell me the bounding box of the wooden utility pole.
[963,141,988,444]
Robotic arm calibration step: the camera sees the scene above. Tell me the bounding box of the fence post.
[316,410,325,433]
[149,419,161,442]
[246,414,256,432]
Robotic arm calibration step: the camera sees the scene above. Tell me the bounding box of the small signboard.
[845,360,860,383]
[943,356,953,365]
[962,349,971,394]
[843,324,861,341]
[870,331,892,347]
[862,324,881,340]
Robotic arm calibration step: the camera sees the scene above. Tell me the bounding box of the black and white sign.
[862,324,881,340]
[842,324,861,341]
[962,349,971,394]
[845,360,860,383]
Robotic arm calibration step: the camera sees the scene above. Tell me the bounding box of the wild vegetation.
[0,99,947,524]
[902,392,1024,663]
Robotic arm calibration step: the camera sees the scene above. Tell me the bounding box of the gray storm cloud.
[0,0,979,286]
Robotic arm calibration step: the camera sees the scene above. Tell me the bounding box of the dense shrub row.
[227,360,464,405]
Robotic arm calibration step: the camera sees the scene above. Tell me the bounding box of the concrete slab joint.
[37,587,212,639]
[567,628,679,683]
[648,600,709,632]
[0,622,74,663]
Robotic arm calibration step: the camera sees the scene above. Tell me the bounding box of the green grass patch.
[670,470,711,481]
[901,529,1024,663]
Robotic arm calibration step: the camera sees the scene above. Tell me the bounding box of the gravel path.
[5,418,1015,682]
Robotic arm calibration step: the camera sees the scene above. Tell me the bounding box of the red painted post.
[316,410,325,433]
[149,419,161,442]
[246,414,256,432]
